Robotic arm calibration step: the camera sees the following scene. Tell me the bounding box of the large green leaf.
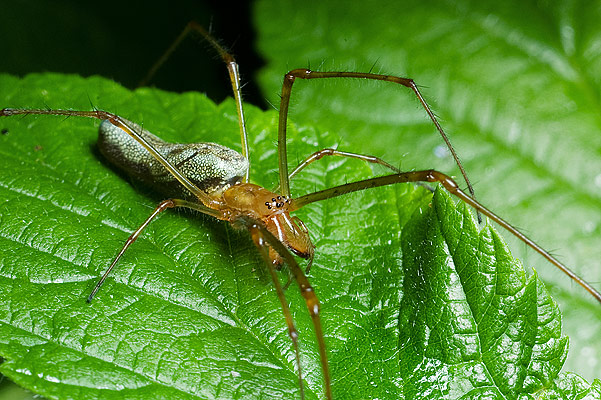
[0,71,599,399]
[254,0,601,382]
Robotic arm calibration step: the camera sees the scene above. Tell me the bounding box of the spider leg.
[248,223,305,400]
[276,68,481,223]
[234,216,332,400]
[87,198,226,302]
[280,147,435,194]
[290,149,401,178]
[291,169,601,304]
[138,22,250,182]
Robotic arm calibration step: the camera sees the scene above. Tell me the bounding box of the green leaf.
[0,74,311,399]
[254,0,601,384]
[0,71,599,399]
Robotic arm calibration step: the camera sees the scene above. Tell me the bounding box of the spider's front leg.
[234,215,332,400]
[275,68,478,222]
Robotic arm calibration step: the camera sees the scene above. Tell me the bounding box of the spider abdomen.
[98,119,248,197]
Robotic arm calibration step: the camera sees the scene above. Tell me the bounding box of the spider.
[1,24,599,399]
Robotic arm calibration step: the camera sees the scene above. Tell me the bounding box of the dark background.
[0,0,266,106]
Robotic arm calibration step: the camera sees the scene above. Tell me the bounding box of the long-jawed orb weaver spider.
[1,23,600,400]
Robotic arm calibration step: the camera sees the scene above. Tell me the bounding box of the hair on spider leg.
[367,58,382,74]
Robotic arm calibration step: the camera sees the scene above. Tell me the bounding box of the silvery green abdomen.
[98,119,249,198]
